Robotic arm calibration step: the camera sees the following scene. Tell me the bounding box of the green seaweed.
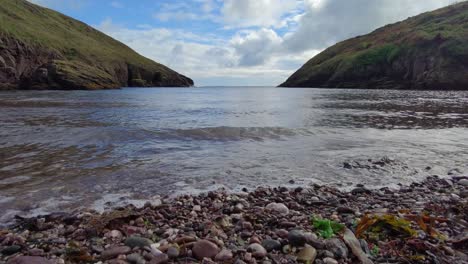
[312,217,345,239]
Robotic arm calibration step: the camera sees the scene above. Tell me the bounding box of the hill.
[0,0,193,90]
[280,2,468,89]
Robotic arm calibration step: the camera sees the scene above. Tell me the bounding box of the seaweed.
[312,217,345,239]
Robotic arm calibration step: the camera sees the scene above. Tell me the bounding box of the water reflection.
[0,87,467,225]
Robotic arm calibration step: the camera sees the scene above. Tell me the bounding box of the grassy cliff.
[280,2,468,89]
[0,0,193,89]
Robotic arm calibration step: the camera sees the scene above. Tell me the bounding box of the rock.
[125,236,153,248]
[288,230,307,247]
[351,187,371,195]
[265,203,289,214]
[149,253,169,264]
[101,246,131,260]
[6,256,54,264]
[343,228,373,264]
[276,229,289,238]
[215,249,234,261]
[174,235,197,244]
[1,245,22,255]
[262,239,282,252]
[167,246,180,258]
[448,168,463,176]
[127,253,146,264]
[297,246,317,263]
[323,257,339,264]
[105,230,123,240]
[459,179,468,186]
[247,243,267,258]
[337,207,356,215]
[192,240,220,260]
[325,238,348,259]
[193,205,202,211]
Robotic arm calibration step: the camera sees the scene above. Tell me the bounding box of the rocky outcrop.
[0,0,193,90]
[280,2,468,90]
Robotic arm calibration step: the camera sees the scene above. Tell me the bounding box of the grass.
[281,1,468,88]
[0,0,192,86]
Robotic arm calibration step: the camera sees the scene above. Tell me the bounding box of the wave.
[152,126,313,141]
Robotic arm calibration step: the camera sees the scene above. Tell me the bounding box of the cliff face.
[280,2,468,90]
[0,0,193,90]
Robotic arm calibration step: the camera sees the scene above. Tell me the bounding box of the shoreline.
[1,175,467,264]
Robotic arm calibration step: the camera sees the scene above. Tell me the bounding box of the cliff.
[280,2,468,90]
[0,0,193,90]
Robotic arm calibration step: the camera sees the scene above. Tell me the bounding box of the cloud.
[221,0,299,28]
[283,0,456,52]
[231,29,283,66]
[95,19,309,86]
[28,0,459,86]
[153,1,220,23]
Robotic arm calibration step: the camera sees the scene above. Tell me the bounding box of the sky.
[29,0,458,86]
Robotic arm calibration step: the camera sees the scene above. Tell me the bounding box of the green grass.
[0,0,192,87]
[281,1,468,88]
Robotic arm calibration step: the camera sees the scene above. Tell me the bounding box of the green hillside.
[0,0,193,89]
[280,1,468,89]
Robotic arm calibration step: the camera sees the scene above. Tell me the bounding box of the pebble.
[6,256,54,264]
[262,239,282,252]
[101,246,131,260]
[459,179,468,186]
[149,253,169,264]
[192,240,220,260]
[247,243,267,258]
[1,245,22,256]
[288,230,307,247]
[167,246,180,258]
[265,203,289,214]
[215,249,234,261]
[325,239,348,259]
[297,245,317,263]
[124,236,153,248]
[323,257,339,264]
[126,253,145,264]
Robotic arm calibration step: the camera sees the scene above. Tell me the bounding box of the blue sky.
[30,0,457,86]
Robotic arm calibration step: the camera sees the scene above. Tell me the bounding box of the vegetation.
[0,0,193,89]
[280,1,468,89]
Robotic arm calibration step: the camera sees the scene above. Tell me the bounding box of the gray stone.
[261,239,281,252]
[288,230,307,247]
[1,245,22,256]
[265,203,289,214]
[125,236,153,248]
[459,179,468,186]
[247,243,267,258]
[167,246,179,258]
[127,253,146,264]
[325,238,348,259]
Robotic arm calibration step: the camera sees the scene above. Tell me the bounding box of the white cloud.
[95,19,311,86]
[221,0,299,28]
[231,29,283,66]
[283,0,456,52]
[28,0,459,86]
